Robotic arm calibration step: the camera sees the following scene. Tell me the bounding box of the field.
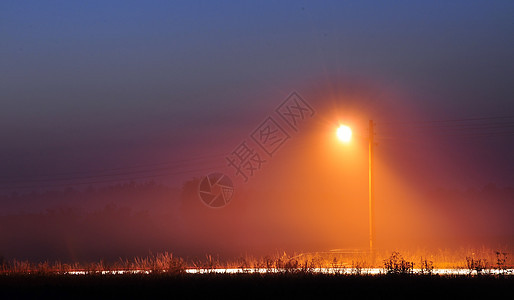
[1,250,513,298]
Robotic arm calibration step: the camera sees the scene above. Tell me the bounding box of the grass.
[0,250,512,298]
[0,248,512,275]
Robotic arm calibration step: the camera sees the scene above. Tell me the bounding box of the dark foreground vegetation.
[0,250,512,298]
[0,272,513,299]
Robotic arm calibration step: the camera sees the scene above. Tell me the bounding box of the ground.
[1,273,513,299]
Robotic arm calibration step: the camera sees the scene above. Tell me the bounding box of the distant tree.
[179,178,203,215]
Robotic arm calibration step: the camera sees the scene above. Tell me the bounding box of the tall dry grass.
[0,247,511,275]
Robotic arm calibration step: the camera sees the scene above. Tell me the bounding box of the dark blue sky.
[1,1,513,191]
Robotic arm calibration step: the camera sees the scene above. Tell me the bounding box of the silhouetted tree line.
[427,183,514,213]
[426,183,514,236]
[0,179,248,263]
[0,181,511,263]
[0,181,181,215]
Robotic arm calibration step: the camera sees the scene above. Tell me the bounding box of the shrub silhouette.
[383,252,414,275]
[466,256,487,275]
[495,251,508,275]
[419,257,434,275]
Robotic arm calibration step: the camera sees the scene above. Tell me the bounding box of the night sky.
[1,1,513,260]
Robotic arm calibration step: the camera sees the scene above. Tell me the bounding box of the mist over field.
[1,178,512,263]
[1,1,513,265]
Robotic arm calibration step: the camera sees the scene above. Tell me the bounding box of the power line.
[0,161,223,185]
[0,153,230,191]
[380,116,514,126]
[2,115,513,191]
[377,132,514,140]
[380,122,514,131]
[376,116,514,140]
[0,153,226,182]
[0,164,226,190]
[0,157,224,184]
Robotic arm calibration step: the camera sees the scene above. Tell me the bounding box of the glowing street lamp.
[337,121,375,254]
[336,125,352,142]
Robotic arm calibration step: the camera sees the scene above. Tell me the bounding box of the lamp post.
[337,120,375,254]
[368,120,375,254]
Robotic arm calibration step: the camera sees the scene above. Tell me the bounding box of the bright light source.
[337,125,352,142]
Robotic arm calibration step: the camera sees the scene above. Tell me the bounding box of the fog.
[1,1,513,263]
[1,81,512,263]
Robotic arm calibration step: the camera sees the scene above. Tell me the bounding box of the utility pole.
[368,120,375,254]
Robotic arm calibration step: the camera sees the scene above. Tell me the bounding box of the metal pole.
[369,120,375,254]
